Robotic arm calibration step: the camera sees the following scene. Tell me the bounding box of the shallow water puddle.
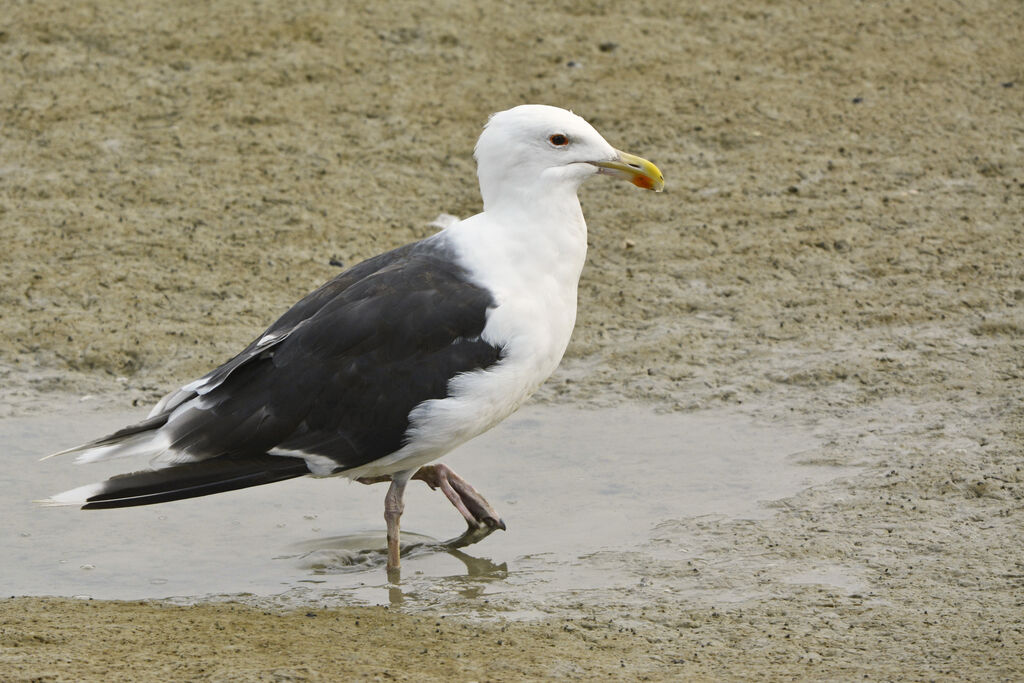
[2,402,849,607]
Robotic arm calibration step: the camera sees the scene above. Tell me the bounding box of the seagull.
[42,105,664,574]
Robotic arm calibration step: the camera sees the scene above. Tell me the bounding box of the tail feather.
[45,454,311,509]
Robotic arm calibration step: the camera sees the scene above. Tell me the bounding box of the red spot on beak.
[632,175,654,190]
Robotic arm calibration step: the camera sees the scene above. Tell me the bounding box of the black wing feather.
[81,454,310,509]
[158,238,502,471]
[167,242,424,407]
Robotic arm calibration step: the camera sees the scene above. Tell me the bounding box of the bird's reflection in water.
[386,548,506,604]
[287,527,508,601]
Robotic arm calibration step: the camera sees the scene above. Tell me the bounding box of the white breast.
[341,206,588,480]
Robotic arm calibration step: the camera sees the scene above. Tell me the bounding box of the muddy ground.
[2,0,1022,680]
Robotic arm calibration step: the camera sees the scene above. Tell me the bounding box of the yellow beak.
[591,150,665,192]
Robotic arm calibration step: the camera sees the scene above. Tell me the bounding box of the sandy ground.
[2,0,1023,680]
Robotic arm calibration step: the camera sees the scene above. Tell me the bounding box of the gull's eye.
[548,133,570,147]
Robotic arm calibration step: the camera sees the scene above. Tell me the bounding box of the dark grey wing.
[148,242,422,416]
[155,243,503,471]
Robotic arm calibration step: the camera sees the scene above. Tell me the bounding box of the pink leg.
[412,463,505,531]
[383,474,410,575]
[358,464,505,562]
[359,465,504,531]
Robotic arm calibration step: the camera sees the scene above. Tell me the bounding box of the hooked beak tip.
[592,150,665,192]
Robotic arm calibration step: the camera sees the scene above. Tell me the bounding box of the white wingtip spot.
[39,445,82,461]
[69,430,172,465]
[72,443,121,465]
[36,482,106,507]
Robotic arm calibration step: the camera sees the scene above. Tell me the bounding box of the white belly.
[340,290,576,480]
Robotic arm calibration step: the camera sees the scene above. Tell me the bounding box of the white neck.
[449,180,589,304]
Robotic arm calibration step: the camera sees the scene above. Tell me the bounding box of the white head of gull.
[41,104,664,577]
